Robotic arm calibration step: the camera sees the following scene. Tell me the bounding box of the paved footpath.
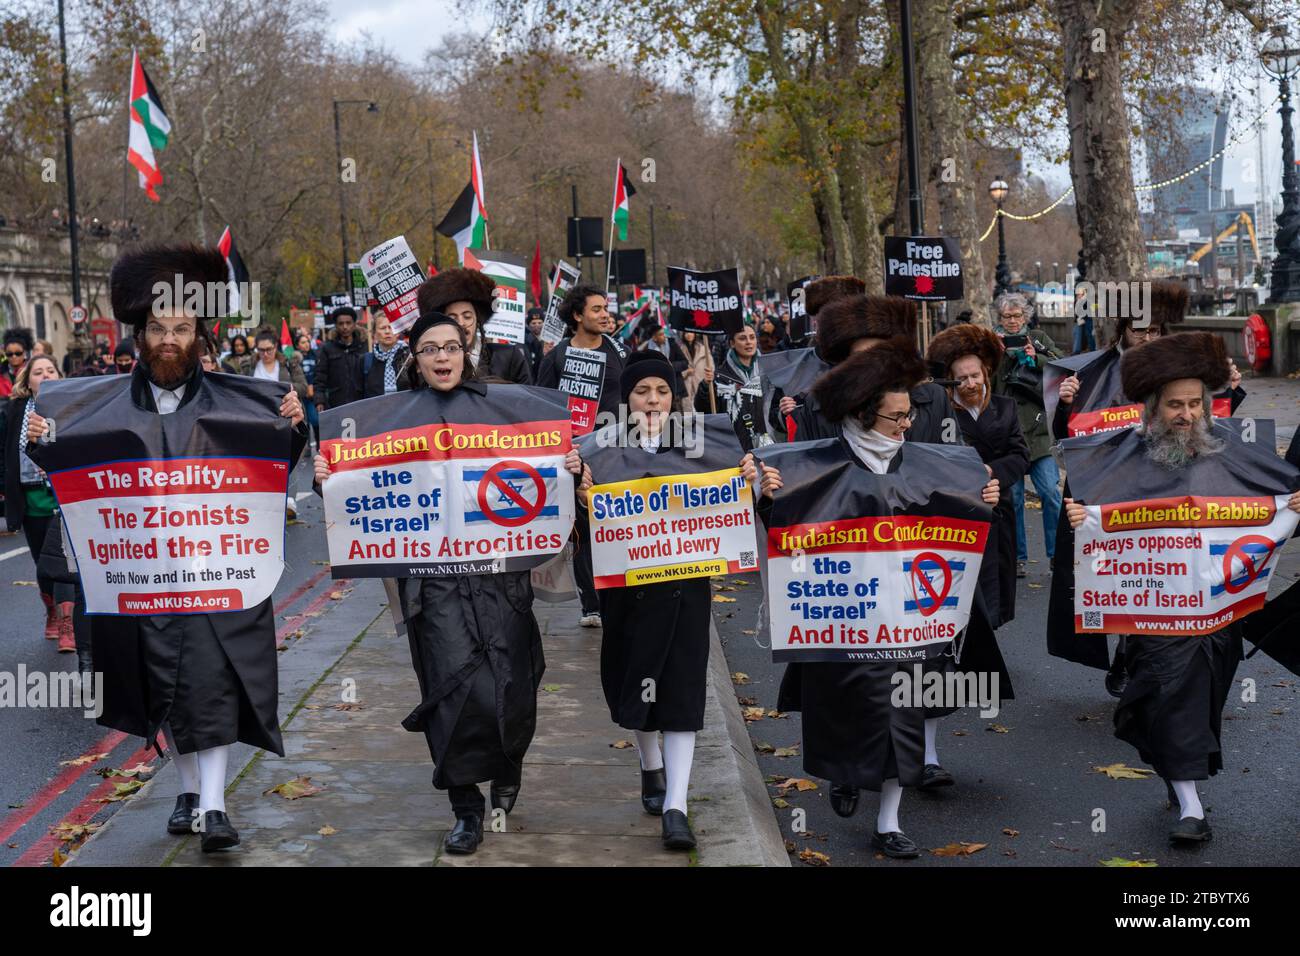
[67,579,787,868]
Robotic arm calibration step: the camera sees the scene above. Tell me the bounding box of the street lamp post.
[1035,260,1042,288]
[1053,261,1060,283]
[1262,27,1300,303]
[990,178,1011,297]
[332,99,379,290]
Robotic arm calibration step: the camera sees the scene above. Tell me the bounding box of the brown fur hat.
[1120,331,1229,402]
[110,244,229,329]
[816,294,917,363]
[1115,279,1188,337]
[814,336,928,423]
[416,267,496,325]
[804,274,865,318]
[926,324,1003,377]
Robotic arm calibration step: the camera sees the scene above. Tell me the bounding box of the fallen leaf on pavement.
[754,741,775,754]
[318,825,337,836]
[52,848,67,866]
[774,777,818,793]
[1092,763,1155,780]
[742,706,766,722]
[737,696,757,706]
[59,753,109,767]
[987,724,1011,733]
[542,684,562,693]
[798,849,831,866]
[50,822,100,842]
[12,580,36,586]
[263,776,324,800]
[1002,828,1019,837]
[931,842,987,857]
[610,740,634,749]
[773,798,790,809]
[333,702,364,711]
[741,629,756,635]
[712,595,736,603]
[951,730,968,736]
[97,780,144,803]
[731,672,750,685]
[773,747,800,758]
[766,710,788,719]
[328,591,348,600]
[1099,857,1158,867]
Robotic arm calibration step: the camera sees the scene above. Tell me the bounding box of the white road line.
[0,546,29,563]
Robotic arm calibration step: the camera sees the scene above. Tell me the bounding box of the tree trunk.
[755,2,855,275]
[912,0,992,323]
[1054,0,1146,286]
[831,0,884,292]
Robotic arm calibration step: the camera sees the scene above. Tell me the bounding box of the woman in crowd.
[743,339,1000,858]
[314,312,585,856]
[245,329,308,403]
[294,331,320,445]
[222,333,252,375]
[675,329,712,407]
[0,354,75,650]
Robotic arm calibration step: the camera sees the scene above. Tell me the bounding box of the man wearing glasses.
[0,327,33,398]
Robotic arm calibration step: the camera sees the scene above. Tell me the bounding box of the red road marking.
[277,578,352,645]
[2,567,340,864]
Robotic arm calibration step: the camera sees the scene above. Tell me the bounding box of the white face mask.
[843,418,904,474]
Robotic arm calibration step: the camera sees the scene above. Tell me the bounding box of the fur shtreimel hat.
[804,275,865,318]
[416,268,496,325]
[110,245,229,330]
[813,336,927,423]
[815,294,917,364]
[926,323,1003,376]
[1116,279,1188,336]
[1120,331,1229,403]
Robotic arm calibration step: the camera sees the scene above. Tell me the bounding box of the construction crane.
[1187,211,1260,265]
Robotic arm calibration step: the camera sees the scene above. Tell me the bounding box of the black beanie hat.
[620,350,677,404]
[407,312,462,349]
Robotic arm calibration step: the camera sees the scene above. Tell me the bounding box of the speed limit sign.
[69,305,87,325]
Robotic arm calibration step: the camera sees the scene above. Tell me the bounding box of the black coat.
[32,366,306,755]
[536,336,629,416]
[1114,626,1242,780]
[399,572,545,787]
[362,344,411,398]
[474,340,534,385]
[951,394,1030,627]
[314,336,368,409]
[694,356,768,451]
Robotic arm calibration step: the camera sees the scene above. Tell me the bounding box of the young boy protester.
[416,268,532,384]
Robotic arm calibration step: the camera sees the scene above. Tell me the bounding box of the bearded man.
[1064,332,1300,844]
[27,245,307,852]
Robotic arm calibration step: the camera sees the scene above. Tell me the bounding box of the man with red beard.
[26,245,307,853]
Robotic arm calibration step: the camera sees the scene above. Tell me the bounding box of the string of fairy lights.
[976,92,1283,243]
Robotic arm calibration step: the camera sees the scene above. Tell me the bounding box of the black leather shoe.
[1105,661,1129,698]
[1170,816,1212,844]
[199,811,240,852]
[920,763,955,789]
[829,783,859,818]
[661,809,696,850]
[166,793,200,835]
[641,767,667,816]
[444,814,483,855]
[872,830,921,859]
[490,781,520,815]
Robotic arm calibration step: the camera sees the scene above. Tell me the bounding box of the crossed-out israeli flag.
[1208,538,1279,597]
[901,556,966,614]
[462,464,561,524]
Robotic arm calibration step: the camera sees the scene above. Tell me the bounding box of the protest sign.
[359,236,425,334]
[1062,423,1298,636]
[667,266,743,336]
[754,440,991,662]
[348,263,370,309]
[319,384,574,577]
[468,249,528,345]
[883,236,964,301]
[541,260,581,345]
[786,275,819,341]
[555,345,606,436]
[31,375,294,615]
[578,413,753,587]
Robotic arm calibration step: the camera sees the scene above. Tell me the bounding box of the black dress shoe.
[1170,816,1212,844]
[1105,661,1129,698]
[444,814,483,855]
[166,793,200,835]
[871,830,921,859]
[661,809,696,850]
[919,763,955,790]
[640,767,667,816]
[829,783,859,818]
[490,781,520,815]
[199,811,240,852]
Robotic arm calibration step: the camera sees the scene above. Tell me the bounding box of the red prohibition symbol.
[477,459,546,528]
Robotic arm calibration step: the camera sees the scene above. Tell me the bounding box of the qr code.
[1083,611,1103,630]
[740,550,757,568]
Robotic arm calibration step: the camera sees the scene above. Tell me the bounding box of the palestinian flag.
[611,159,636,242]
[435,132,489,264]
[217,226,250,314]
[127,50,170,202]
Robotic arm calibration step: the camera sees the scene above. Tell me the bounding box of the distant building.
[0,227,118,358]
[1144,87,1230,238]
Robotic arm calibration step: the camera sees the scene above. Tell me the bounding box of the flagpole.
[120,53,132,233]
[604,157,620,293]
[57,0,87,371]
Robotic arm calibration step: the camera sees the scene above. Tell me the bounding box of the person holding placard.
[743,340,1000,858]
[314,312,586,856]
[1063,332,1300,845]
[417,268,532,385]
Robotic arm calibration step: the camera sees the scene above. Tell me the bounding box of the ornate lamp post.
[332,99,379,290]
[990,178,1011,297]
[1262,26,1300,303]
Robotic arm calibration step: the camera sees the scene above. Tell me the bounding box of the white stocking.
[162,723,199,795]
[635,731,663,772]
[197,745,230,815]
[662,731,696,815]
[924,718,940,765]
[1171,780,1203,820]
[876,778,903,834]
